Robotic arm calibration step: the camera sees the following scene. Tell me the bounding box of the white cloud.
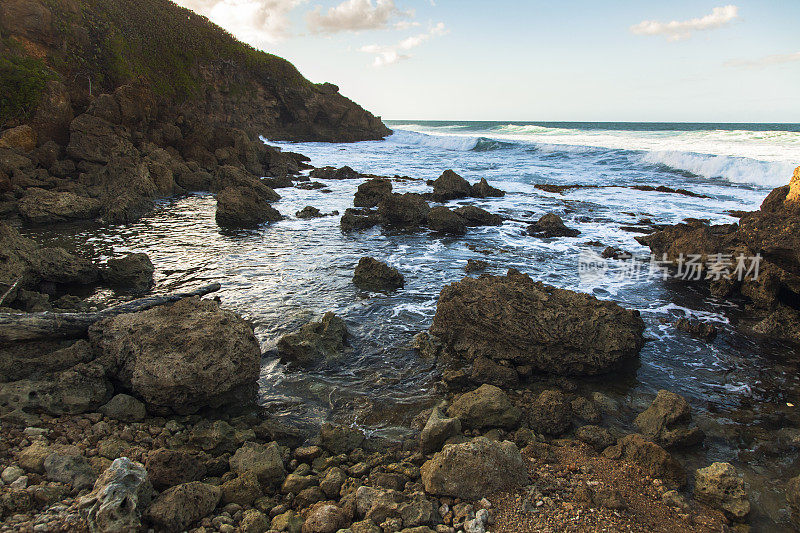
[359,22,447,66]
[306,0,413,34]
[725,51,800,69]
[631,5,739,41]
[174,0,305,45]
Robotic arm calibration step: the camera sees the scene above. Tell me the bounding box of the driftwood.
[0,283,221,343]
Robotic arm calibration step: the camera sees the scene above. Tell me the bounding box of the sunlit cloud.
[359,22,447,66]
[631,5,739,41]
[306,0,414,34]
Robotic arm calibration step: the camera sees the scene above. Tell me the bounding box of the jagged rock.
[527,213,580,238]
[420,437,528,499]
[526,389,572,435]
[447,384,521,429]
[470,355,519,387]
[302,502,348,533]
[320,466,346,498]
[430,269,645,375]
[431,170,472,201]
[0,125,37,152]
[675,318,718,342]
[44,450,96,490]
[89,296,261,414]
[146,481,221,531]
[80,457,152,533]
[427,206,466,235]
[571,396,601,423]
[353,257,404,292]
[465,259,488,273]
[212,165,281,199]
[354,485,403,523]
[601,246,629,259]
[694,462,750,520]
[378,193,430,229]
[241,509,271,533]
[67,114,136,164]
[216,186,282,227]
[634,390,704,448]
[310,165,361,180]
[277,312,348,365]
[471,178,505,198]
[100,393,146,422]
[17,188,103,224]
[320,423,365,454]
[453,206,502,226]
[17,441,51,473]
[341,208,381,232]
[230,441,286,486]
[296,206,324,219]
[355,178,392,207]
[145,448,206,490]
[420,406,462,454]
[575,425,615,451]
[602,434,685,487]
[101,253,154,294]
[221,471,262,505]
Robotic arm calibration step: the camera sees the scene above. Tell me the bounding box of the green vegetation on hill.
[0,40,56,122]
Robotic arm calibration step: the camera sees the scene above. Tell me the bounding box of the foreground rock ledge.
[429,268,645,375]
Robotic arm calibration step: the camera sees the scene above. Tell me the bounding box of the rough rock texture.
[101,253,154,294]
[675,318,718,342]
[340,208,382,232]
[446,384,521,429]
[420,437,528,499]
[146,481,221,531]
[453,206,502,226]
[634,390,704,449]
[353,257,404,292]
[378,193,430,229]
[230,441,286,486]
[215,186,282,228]
[296,206,324,219]
[88,296,261,414]
[431,170,472,201]
[471,178,505,198]
[80,457,152,533]
[430,269,645,375]
[145,448,207,489]
[527,213,580,238]
[0,125,37,152]
[277,312,348,365]
[419,406,462,454]
[320,423,365,455]
[427,206,466,236]
[694,462,750,520]
[17,188,102,224]
[99,393,147,422]
[787,475,800,528]
[302,502,348,533]
[354,178,392,208]
[526,389,572,436]
[602,434,685,487]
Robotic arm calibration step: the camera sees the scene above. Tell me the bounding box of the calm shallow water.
[22,122,800,530]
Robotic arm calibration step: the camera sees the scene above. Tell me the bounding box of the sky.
[172,0,800,122]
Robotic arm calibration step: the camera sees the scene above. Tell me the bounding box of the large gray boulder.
[430,269,645,375]
[89,297,261,414]
[420,437,528,499]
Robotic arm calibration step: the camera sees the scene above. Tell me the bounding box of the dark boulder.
[310,166,361,180]
[634,390,704,449]
[17,188,102,224]
[527,213,580,238]
[354,178,392,208]
[277,312,348,366]
[102,253,154,294]
[431,170,472,201]
[215,186,282,228]
[471,178,505,198]
[296,206,324,219]
[340,208,381,232]
[378,193,430,229]
[453,206,502,226]
[427,206,466,235]
[353,257,404,292]
[526,389,572,436]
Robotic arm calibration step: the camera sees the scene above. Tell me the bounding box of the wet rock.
[420,437,528,499]
[353,257,404,292]
[302,502,348,533]
[355,178,392,208]
[0,125,37,152]
[310,165,361,180]
[602,434,685,487]
[146,481,221,531]
[100,393,146,422]
[277,312,348,365]
[80,457,152,533]
[694,462,750,521]
[634,390,704,448]
[675,318,718,342]
[17,188,103,224]
[465,259,488,273]
[447,384,521,429]
[420,406,462,454]
[575,425,615,451]
[431,170,472,201]
[341,207,382,232]
[89,296,261,414]
[44,450,96,490]
[221,471,263,505]
[320,423,365,455]
[429,269,645,375]
[471,178,505,198]
[145,448,206,489]
[527,213,580,238]
[296,205,324,219]
[378,193,430,229]
[601,246,629,260]
[216,185,282,227]
[230,441,286,486]
[453,206,502,226]
[101,253,154,294]
[526,389,572,435]
[427,206,466,235]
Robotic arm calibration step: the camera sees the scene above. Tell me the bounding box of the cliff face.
[0,0,390,143]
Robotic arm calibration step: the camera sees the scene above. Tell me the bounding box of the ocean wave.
[387,130,517,152]
[640,151,796,187]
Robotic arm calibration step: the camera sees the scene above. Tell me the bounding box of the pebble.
[2,465,24,484]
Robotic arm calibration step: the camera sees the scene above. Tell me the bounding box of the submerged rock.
[694,462,750,521]
[354,178,392,208]
[465,259,488,273]
[429,269,645,375]
[296,205,324,219]
[341,207,382,232]
[80,457,152,533]
[675,317,718,342]
[634,390,704,448]
[420,437,528,499]
[89,296,261,414]
[277,312,348,365]
[527,213,580,238]
[353,257,404,292]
